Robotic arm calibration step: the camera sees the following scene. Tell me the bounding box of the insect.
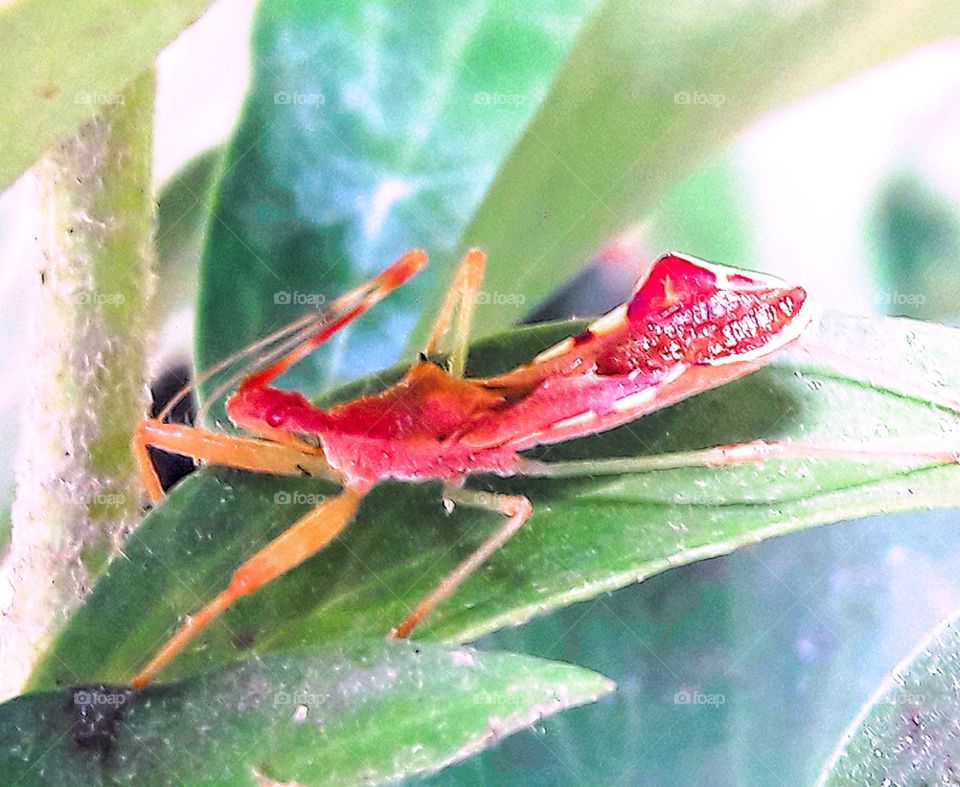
[130,249,958,688]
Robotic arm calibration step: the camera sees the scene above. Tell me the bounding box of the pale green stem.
[0,70,156,699]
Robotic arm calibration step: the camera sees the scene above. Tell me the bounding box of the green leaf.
[0,0,216,188]
[415,0,960,343]
[154,147,224,324]
[867,171,960,322]
[438,508,960,785]
[1,642,612,786]
[28,311,960,690]
[818,608,960,786]
[646,154,752,267]
[196,0,594,413]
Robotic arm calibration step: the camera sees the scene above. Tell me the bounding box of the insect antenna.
[195,313,339,423]
[155,311,321,424]
[168,249,428,426]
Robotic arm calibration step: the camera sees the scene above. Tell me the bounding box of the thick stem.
[0,70,156,699]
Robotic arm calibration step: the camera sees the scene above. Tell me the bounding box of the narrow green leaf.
[196,0,594,411]
[154,147,224,324]
[0,0,216,188]
[28,312,960,690]
[819,609,960,786]
[413,0,960,342]
[2,642,613,786]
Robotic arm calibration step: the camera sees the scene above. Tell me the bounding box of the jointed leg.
[132,489,363,688]
[241,249,429,390]
[423,249,486,378]
[159,250,428,427]
[134,419,335,503]
[389,485,531,639]
[516,439,960,478]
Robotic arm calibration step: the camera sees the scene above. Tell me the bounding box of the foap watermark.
[875,290,926,308]
[274,689,322,707]
[473,91,530,107]
[74,688,128,708]
[879,691,926,708]
[674,689,725,707]
[274,491,327,506]
[274,90,325,106]
[79,491,128,509]
[442,490,501,515]
[74,91,125,107]
[674,90,725,108]
[274,291,327,307]
[76,291,125,307]
[468,491,499,508]
[477,290,526,307]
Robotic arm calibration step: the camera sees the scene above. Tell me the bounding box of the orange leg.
[389,486,531,640]
[132,488,363,688]
[242,248,428,390]
[194,248,429,422]
[515,439,960,478]
[423,248,486,379]
[133,419,335,503]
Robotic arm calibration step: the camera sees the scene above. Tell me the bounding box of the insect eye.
[266,407,286,427]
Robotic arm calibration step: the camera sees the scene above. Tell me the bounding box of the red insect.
[130,249,955,688]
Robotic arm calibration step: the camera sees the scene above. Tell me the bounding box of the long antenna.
[167,249,428,425]
[155,311,319,423]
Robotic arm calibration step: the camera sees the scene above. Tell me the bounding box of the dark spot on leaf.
[67,685,132,756]
[232,630,256,650]
[149,364,197,492]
